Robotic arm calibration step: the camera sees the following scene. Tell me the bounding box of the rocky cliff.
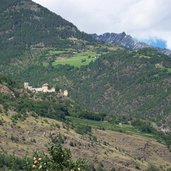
[91,32,171,56]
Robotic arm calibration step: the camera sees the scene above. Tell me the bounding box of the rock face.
[0,84,15,97]
[158,48,171,56]
[91,32,171,57]
[91,32,148,50]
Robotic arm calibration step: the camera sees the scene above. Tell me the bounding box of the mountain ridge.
[91,32,148,49]
[91,32,171,57]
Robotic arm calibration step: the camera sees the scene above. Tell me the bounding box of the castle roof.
[42,83,49,86]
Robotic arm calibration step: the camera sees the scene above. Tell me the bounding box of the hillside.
[0,77,171,170]
[1,114,171,171]
[1,0,170,130]
[50,48,171,130]
[0,0,94,77]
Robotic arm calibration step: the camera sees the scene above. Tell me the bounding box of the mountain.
[0,0,93,65]
[91,32,148,49]
[91,32,171,57]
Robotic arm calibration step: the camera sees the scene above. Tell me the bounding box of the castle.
[24,82,68,97]
[24,82,55,93]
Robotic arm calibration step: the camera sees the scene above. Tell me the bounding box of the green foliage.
[162,133,171,149]
[96,163,105,171]
[0,0,21,12]
[31,134,87,171]
[132,119,171,148]
[0,76,21,89]
[53,52,98,68]
[132,120,155,134]
[75,124,92,135]
[0,153,31,171]
[145,164,159,171]
[57,48,171,128]
[0,0,94,77]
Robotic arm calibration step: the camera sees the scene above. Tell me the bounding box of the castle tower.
[24,82,29,89]
[63,90,68,97]
[42,83,49,92]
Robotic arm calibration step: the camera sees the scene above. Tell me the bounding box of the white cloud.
[33,0,171,49]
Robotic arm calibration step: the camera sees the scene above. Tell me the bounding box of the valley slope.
[57,48,171,129]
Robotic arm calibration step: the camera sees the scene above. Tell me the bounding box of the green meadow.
[52,51,98,67]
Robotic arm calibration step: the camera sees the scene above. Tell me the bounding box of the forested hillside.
[0,0,93,77]
[52,48,171,129]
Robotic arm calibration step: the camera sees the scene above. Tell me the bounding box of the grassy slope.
[52,51,98,67]
[69,117,157,139]
[0,114,171,171]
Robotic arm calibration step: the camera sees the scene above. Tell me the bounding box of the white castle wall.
[24,82,68,96]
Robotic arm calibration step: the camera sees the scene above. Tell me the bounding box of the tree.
[31,134,87,171]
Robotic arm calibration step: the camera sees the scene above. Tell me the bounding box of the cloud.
[33,0,171,49]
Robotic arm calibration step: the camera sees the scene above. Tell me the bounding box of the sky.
[33,0,171,49]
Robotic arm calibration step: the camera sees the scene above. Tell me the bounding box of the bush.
[0,153,30,171]
[132,120,155,134]
[146,164,159,171]
[75,124,92,135]
[31,134,87,171]
[0,119,4,125]
[110,167,116,171]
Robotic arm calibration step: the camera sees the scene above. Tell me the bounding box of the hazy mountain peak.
[91,32,148,50]
[91,32,171,56]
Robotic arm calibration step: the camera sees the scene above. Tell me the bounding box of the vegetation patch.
[52,51,98,67]
[48,49,65,55]
[69,117,141,135]
[155,63,171,74]
[133,54,151,59]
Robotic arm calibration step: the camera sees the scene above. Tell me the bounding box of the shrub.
[110,167,116,171]
[31,134,87,171]
[0,153,30,171]
[132,119,155,134]
[75,124,92,135]
[146,164,159,171]
[0,119,4,125]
